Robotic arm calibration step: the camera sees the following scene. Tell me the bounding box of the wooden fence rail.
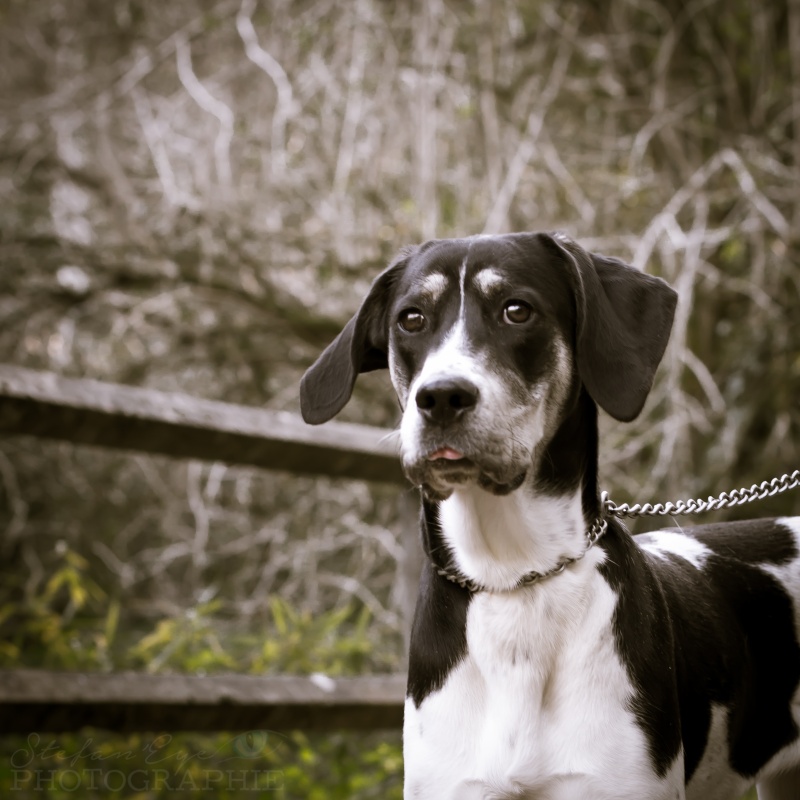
[0,364,416,733]
[0,670,405,733]
[0,364,405,484]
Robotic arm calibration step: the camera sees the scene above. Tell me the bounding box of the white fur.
[404,539,681,799]
[638,530,712,569]
[393,257,572,477]
[420,271,449,304]
[752,518,800,795]
[458,259,468,319]
[438,486,586,591]
[393,251,800,800]
[760,518,800,638]
[398,319,481,459]
[473,266,505,296]
[396,305,550,474]
[687,704,751,800]
[656,518,800,800]
[397,254,676,795]
[387,344,408,405]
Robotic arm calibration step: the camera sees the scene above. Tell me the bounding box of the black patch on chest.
[613,518,800,782]
[406,502,472,708]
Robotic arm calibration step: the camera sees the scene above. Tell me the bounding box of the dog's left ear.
[300,250,413,424]
[545,234,678,423]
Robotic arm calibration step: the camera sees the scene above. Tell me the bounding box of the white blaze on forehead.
[400,260,486,458]
[458,259,467,321]
[399,321,493,465]
[411,298,474,395]
[419,272,449,304]
[473,267,505,296]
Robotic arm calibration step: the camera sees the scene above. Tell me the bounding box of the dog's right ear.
[300,249,414,424]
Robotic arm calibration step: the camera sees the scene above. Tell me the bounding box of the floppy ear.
[547,234,677,422]
[300,251,412,424]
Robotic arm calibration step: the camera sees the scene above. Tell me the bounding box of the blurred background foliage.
[0,0,797,796]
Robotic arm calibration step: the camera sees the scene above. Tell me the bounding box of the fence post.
[397,487,423,669]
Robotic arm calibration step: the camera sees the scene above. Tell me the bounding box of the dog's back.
[634,518,800,798]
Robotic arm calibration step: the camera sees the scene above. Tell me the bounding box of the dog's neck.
[423,389,602,592]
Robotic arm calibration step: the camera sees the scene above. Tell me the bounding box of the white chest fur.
[403,554,681,800]
[437,487,588,592]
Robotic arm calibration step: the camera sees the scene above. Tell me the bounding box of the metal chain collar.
[435,469,799,594]
[436,515,609,593]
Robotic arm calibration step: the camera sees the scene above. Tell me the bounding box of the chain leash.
[602,469,800,520]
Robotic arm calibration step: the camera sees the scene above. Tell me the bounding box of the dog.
[300,232,800,800]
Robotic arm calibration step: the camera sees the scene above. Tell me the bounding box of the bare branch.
[482,8,578,233]
[718,148,789,239]
[175,37,235,188]
[791,0,800,226]
[131,88,190,208]
[236,0,295,176]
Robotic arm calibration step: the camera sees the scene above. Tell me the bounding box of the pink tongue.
[428,447,465,461]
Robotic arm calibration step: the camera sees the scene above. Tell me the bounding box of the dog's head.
[301,233,677,500]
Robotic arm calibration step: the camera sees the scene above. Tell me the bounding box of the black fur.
[300,251,412,424]
[406,501,472,708]
[300,231,799,795]
[300,233,677,426]
[647,521,800,779]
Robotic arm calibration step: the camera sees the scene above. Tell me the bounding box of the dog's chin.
[404,457,528,502]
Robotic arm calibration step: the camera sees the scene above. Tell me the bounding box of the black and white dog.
[300,232,800,800]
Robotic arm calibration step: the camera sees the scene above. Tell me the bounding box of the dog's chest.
[403,565,677,799]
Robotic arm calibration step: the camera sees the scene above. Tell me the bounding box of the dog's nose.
[415,378,479,426]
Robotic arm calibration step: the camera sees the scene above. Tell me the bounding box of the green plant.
[129,599,237,674]
[0,549,404,798]
[0,544,115,670]
[252,597,374,676]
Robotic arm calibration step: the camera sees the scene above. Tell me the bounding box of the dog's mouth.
[405,445,526,500]
[423,447,478,482]
[427,446,468,462]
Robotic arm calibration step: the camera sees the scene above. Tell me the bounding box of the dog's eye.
[398,308,426,333]
[502,301,532,324]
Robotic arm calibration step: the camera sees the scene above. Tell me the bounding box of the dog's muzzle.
[403,377,527,499]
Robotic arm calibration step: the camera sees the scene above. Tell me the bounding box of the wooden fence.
[0,364,416,733]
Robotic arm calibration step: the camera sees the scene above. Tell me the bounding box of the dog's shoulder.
[633,516,800,650]
[634,517,800,781]
[635,516,800,575]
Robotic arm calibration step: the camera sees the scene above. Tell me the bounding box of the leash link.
[603,469,800,519]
